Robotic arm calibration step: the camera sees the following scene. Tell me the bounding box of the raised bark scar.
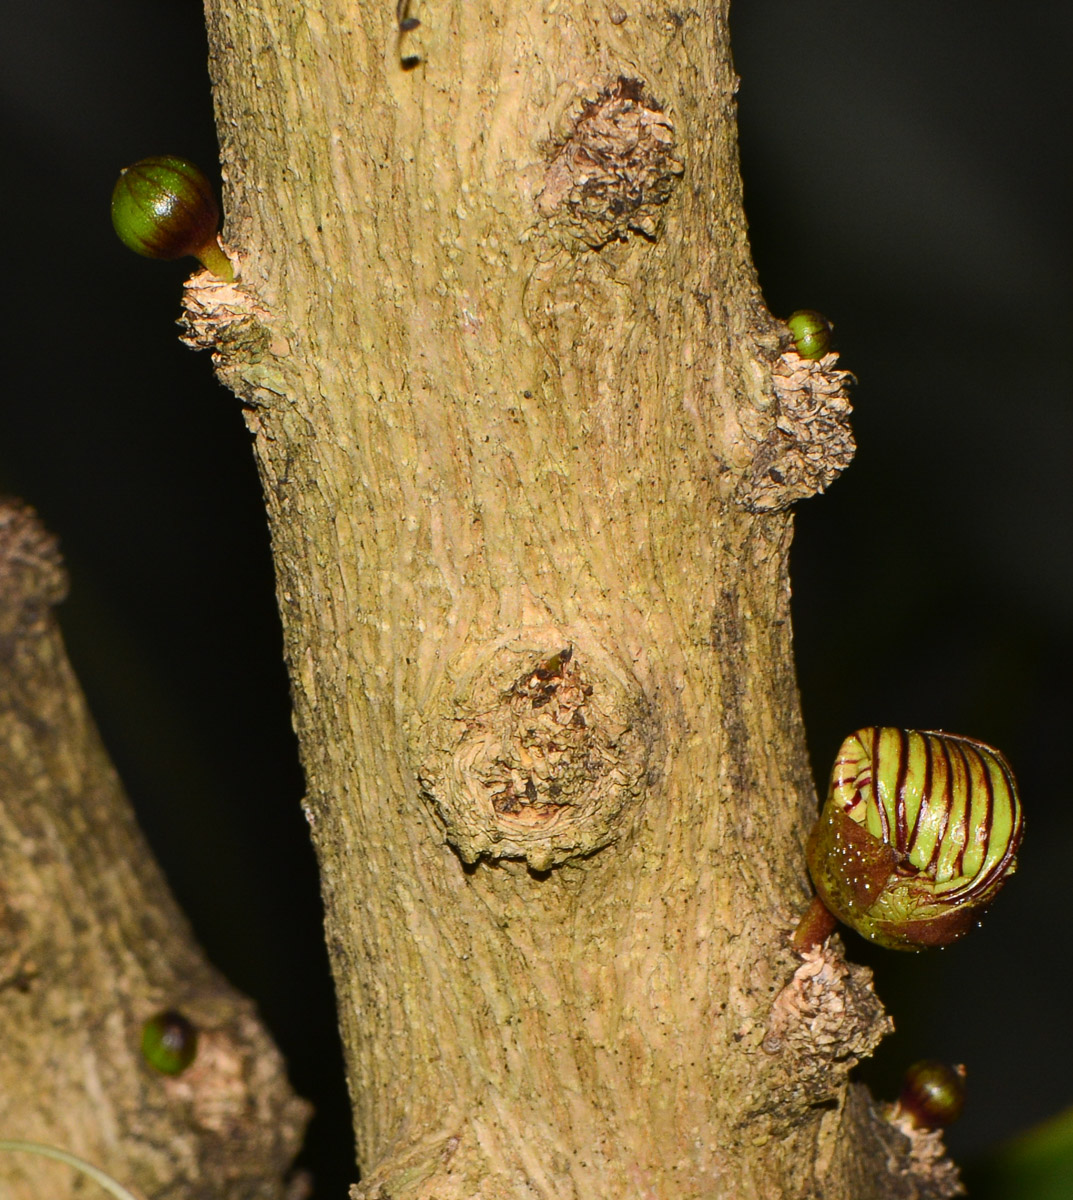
[486,647,593,823]
[537,77,684,247]
[415,641,652,870]
[735,348,855,513]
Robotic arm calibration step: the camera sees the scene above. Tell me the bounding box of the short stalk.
[195,237,236,282]
[791,894,839,955]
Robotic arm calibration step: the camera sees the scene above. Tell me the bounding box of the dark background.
[2,2,1069,1194]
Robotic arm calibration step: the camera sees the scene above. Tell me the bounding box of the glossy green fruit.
[786,309,832,359]
[141,1009,198,1075]
[111,156,233,281]
[805,728,1023,951]
[899,1060,966,1129]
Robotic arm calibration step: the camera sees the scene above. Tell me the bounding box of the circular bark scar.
[537,77,684,248]
[417,643,652,870]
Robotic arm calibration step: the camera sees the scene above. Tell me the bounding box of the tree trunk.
[191,1,959,1195]
[0,499,310,1200]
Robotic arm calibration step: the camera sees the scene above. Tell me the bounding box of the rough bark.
[190,1,959,1195]
[0,500,309,1200]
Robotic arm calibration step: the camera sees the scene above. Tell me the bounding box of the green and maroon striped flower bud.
[111,156,234,281]
[804,728,1023,951]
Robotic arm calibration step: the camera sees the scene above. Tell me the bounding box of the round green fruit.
[111,156,233,280]
[786,309,832,359]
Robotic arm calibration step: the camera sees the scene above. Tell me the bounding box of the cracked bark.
[191,0,960,1195]
[0,499,310,1200]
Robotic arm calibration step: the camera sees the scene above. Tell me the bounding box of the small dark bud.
[898,1060,966,1129]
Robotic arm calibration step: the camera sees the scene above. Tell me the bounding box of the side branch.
[0,500,309,1200]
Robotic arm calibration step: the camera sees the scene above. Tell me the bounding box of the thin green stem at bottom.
[0,1140,142,1200]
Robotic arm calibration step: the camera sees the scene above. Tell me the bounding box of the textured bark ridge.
[194,0,957,1194]
[0,500,309,1200]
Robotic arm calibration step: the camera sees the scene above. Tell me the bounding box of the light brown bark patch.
[0,500,66,638]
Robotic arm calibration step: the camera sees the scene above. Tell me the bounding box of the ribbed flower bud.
[805,728,1023,951]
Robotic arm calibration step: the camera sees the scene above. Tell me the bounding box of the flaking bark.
[193,1,960,1195]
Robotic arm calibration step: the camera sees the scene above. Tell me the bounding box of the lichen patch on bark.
[735,349,856,513]
[537,77,684,248]
[415,640,653,870]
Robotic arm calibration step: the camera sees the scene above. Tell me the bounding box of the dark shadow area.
[2,1,354,1192]
[732,0,1072,1166]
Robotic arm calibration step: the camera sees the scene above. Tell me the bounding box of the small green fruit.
[111,156,233,281]
[141,1009,198,1075]
[898,1060,966,1129]
[786,309,832,359]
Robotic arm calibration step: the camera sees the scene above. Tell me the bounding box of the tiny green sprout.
[141,1009,198,1075]
[897,1060,967,1130]
[786,309,833,359]
[111,155,234,281]
[0,1140,141,1200]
